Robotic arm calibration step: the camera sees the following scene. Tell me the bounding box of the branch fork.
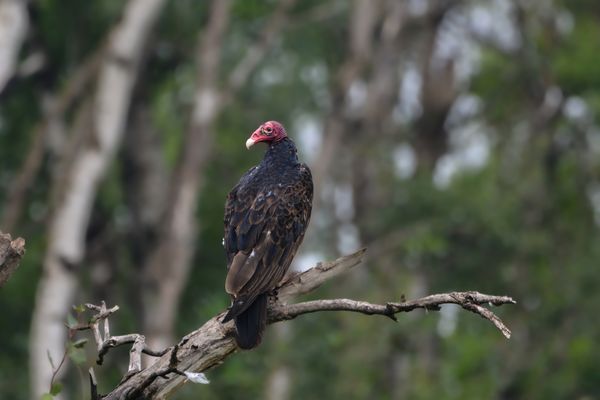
[75,302,169,373]
[80,249,515,399]
[77,302,210,399]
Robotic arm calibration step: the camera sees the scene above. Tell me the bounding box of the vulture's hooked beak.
[246,127,262,149]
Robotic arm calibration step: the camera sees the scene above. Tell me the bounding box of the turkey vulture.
[222,121,313,349]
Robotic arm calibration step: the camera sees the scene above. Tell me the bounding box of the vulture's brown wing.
[223,164,312,318]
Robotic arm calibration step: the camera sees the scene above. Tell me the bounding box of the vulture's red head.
[246,121,287,149]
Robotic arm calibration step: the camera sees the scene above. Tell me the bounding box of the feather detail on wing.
[223,165,313,320]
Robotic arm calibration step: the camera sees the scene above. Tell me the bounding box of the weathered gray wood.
[0,232,25,287]
[104,249,367,399]
[100,248,515,399]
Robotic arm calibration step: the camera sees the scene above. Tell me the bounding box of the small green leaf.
[72,304,86,314]
[72,338,88,348]
[67,343,87,365]
[66,313,78,329]
[50,382,63,395]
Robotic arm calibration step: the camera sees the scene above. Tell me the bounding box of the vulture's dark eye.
[264,126,273,136]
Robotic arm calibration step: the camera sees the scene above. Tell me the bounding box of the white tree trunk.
[0,0,28,93]
[29,0,167,397]
[265,324,292,400]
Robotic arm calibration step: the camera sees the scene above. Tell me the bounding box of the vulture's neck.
[263,138,299,168]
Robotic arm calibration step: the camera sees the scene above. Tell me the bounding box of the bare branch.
[97,250,515,399]
[0,232,26,287]
[460,300,513,339]
[270,291,516,339]
[128,335,146,375]
[89,368,99,400]
[73,301,168,384]
[278,247,367,302]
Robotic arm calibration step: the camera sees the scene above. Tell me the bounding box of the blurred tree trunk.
[413,6,456,175]
[303,0,380,257]
[0,0,28,94]
[267,1,385,396]
[28,0,167,397]
[1,46,104,232]
[397,6,455,396]
[311,0,379,199]
[121,104,168,322]
[141,0,232,354]
[350,0,405,245]
[346,3,455,397]
[141,0,297,354]
[264,324,292,400]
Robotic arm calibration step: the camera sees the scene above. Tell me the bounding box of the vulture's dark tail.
[229,293,268,349]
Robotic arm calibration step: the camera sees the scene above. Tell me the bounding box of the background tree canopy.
[0,0,599,399]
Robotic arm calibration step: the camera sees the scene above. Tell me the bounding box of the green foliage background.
[1,1,600,399]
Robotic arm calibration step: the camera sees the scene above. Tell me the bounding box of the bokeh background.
[1,0,599,399]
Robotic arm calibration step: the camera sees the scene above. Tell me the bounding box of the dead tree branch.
[88,248,515,399]
[73,302,168,377]
[0,231,25,287]
[270,292,515,339]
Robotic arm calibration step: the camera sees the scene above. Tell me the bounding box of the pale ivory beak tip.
[245,138,255,149]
